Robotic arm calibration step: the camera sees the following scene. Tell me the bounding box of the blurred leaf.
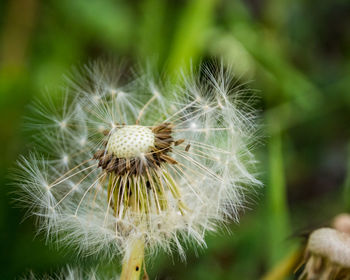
[167,0,218,77]
[58,0,134,49]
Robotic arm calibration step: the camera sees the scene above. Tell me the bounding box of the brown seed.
[100,154,113,168]
[155,133,171,140]
[134,159,141,175]
[93,150,105,160]
[174,139,185,146]
[160,154,178,164]
[106,157,118,172]
[126,159,131,170]
[118,158,126,173]
[155,141,171,149]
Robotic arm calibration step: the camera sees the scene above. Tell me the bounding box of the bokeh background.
[1,0,350,279]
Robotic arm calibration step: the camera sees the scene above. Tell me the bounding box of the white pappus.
[13,61,260,261]
[22,266,115,280]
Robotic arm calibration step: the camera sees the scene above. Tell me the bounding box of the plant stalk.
[120,238,145,280]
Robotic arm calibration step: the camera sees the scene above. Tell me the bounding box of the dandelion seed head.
[92,95,101,103]
[59,121,67,129]
[14,61,260,260]
[79,137,87,147]
[62,154,69,165]
[190,122,197,129]
[109,88,117,96]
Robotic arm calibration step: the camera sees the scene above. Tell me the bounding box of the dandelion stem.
[261,247,302,280]
[266,126,295,267]
[120,238,145,280]
[120,173,147,280]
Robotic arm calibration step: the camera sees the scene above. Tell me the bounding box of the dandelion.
[298,228,350,279]
[14,61,260,278]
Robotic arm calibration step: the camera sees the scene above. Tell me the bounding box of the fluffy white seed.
[107,125,155,158]
[21,266,110,280]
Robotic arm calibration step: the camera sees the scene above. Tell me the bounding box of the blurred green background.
[1,0,350,279]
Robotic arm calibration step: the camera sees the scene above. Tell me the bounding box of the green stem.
[266,121,291,267]
[120,239,145,280]
[261,247,302,280]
